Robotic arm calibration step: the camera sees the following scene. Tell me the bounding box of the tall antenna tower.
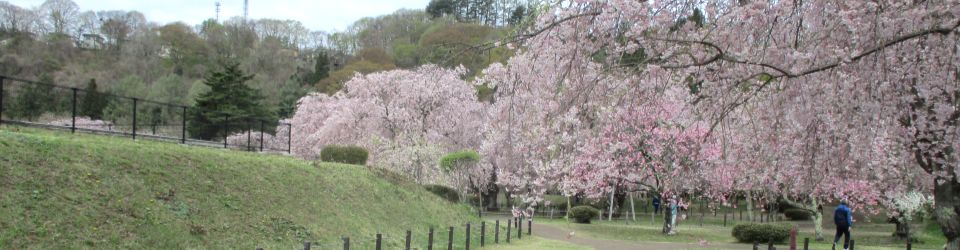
[243,0,249,21]
[215,1,221,21]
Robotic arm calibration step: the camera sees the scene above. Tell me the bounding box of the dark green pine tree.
[10,74,55,121]
[79,79,109,120]
[188,62,275,140]
[305,51,330,85]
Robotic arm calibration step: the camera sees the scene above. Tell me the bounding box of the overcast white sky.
[6,0,431,32]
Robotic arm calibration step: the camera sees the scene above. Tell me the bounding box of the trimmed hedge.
[732,223,792,243]
[423,185,460,203]
[439,150,480,171]
[570,205,600,224]
[783,208,813,221]
[319,145,368,165]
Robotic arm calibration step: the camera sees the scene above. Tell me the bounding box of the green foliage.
[319,145,369,165]
[9,74,55,121]
[79,79,109,120]
[423,184,460,203]
[783,208,813,221]
[188,61,275,140]
[426,0,456,19]
[304,51,330,85]
[439,150,480,171]
[315,60,397,94]
[419,22,500,75]
[570,205,600,224]
[731,223,792,243]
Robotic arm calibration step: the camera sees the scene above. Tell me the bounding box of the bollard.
[303,242,311,250]
[447,227,454,250]
[481,221,486,247]
[405,230,412,250]
[428,228,434,250]
[528,219,532,235]
[789,227,797,250]
[376,233,382,250]
[849,239,855,250]
[803,238,809,250]
[495,220,500,244]
[342,237,350,250]
[517,217,522,240]
[507,219,512,243]
[465,223,471,250]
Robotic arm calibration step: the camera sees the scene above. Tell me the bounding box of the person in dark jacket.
[652,196,661,214]
[833,199,853,250]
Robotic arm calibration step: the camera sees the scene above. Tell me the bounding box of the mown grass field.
[0,126,508,249]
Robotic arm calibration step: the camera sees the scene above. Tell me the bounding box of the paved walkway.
[529,221,754,250]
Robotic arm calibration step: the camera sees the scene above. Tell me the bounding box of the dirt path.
[529,221,754,250]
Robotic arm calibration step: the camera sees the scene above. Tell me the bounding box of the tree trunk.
[747,192,755,221]
[608,185,616,221]
[934,176,959,250]
[812,200,824,241]
[483,170,500,211]
[894,216,910,239]
[630,192,636,221]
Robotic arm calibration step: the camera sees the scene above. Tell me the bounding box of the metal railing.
[0,75,292,153]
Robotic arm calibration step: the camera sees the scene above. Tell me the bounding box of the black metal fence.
[275,217,533,250]
[0,75,292,153]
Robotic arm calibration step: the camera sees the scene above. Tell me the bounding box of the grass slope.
[0,127,481,249]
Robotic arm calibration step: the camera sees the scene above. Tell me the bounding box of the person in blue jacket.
[833,199,853,250]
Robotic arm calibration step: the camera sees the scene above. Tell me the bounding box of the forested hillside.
[0,0,534,121]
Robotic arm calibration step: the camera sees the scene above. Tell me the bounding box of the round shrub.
[732,223,792,243]
[319,145,368,165]
[569,205,600,224]
[783,208,813,221]
[423,185,460,203]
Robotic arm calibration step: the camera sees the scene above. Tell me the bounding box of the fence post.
[465,223,471,250]
[132,98,137,140]
[447,226,453,250]
[849,239,855,250]
[376,233,382,250]
[259,120,264,152]
[767,239,774,250]
[480,221,485,247]
[342,237,350,250]
[428,228,434,250]
[405,230,411,250]
[181,106,187,144]
[223,115,229,148]
[517,217,522,240]
[752,242,759,250]
[528,219,532,235]
[246,121,252,151]
[303,242,311,250]
[0,76,4,124]
[506,219,511,243]
[287,123,292,154]
[906,239,912,250]
[71,88,77,133]
[803,238,809,250]
[495,220,500,244]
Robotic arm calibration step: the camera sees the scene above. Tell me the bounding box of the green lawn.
[0,126,507,249]
[540,213,947,250]
[486,236,591,250]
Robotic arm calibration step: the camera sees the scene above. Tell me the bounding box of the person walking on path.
[833,199,853,250]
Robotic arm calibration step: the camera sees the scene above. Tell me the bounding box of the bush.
[319,145,368,165]
[439,150,480,171]
[732,223,792,243]
[783,208,813,221]
[424,185,460,203]
[569,205,600,224]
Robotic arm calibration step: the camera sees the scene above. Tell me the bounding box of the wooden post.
[907,240,912,250]
[789,227,797,250]
[465,223,471,250]
[495,220,500,244]
[376,233,382,250]
[405,230,411,250]
[803,238,809,250]
[506,219,511,243]
[0,76,4,124]
[752,242,759,250]
[181,106,187,144]
[767,239,774,250]
[428,228,434,250]
[132,98,137,140]
[517,217,522,239]
[342,237,350,250]
[447,227,454,250]
[480,221,485,247]
[849,239,855,250]
[527,219,532,235]
[303,242,311,250]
